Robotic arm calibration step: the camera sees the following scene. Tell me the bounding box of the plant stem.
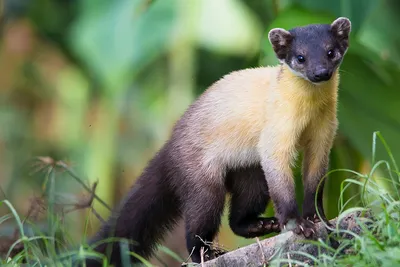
[57,162,112,211]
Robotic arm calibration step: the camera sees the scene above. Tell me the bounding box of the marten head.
[268,17,351,84]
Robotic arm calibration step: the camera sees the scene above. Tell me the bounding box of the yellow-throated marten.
[86,17,351,266]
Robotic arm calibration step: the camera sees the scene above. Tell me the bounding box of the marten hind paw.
[232,217,281,238]
[214,247,228,258]
[249,217,280,235]
[260,217,280,233]
[202,247,228,262]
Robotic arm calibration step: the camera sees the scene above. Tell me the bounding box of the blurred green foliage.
[0,0,399,263]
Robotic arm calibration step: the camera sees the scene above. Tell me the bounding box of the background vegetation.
[0,0,399,266]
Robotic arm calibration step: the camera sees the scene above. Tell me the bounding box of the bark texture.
[201,211,368,267]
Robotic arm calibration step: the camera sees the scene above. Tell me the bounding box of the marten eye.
[327,50,335,59]
[296,55,305,63]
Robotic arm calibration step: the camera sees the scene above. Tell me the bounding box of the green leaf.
[280,0,377,33]
[338,45,400,163]
[69,0,176,93]
[357,0,400,66]
[196,0,263,56]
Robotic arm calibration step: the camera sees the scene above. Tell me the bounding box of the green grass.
[0,131,399,267]
[269,131,400,267]
[0,158,185,267]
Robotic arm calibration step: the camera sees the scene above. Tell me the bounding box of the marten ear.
[331,17,351,50]
[268,28,293,61]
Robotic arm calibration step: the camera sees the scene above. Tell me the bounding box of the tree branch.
[201,211,369,267]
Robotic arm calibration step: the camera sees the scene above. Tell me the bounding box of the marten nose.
[313,69,331,82]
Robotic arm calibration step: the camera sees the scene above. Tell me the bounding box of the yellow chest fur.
[197,65,338,169]
[268,65,338,145]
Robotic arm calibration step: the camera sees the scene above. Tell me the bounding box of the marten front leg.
[259,127,315,238]
[302,152,328,224]
[262,161,315,237]
[226,164,280,238]
[302,119,337,225]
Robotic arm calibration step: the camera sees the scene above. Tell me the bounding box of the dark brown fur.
[84,141,279,266]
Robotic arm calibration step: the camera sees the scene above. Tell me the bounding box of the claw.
[284,217,317,238]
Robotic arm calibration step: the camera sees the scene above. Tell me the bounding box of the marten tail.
[84,148,181,266]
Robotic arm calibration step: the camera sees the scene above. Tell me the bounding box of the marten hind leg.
[183,176,226,263]
[226,164,280,238]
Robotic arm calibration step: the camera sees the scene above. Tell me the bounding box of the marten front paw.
[282,217,315,238]
[305,214,333,229]
[293,217,315,238]
[305,213,322,224]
